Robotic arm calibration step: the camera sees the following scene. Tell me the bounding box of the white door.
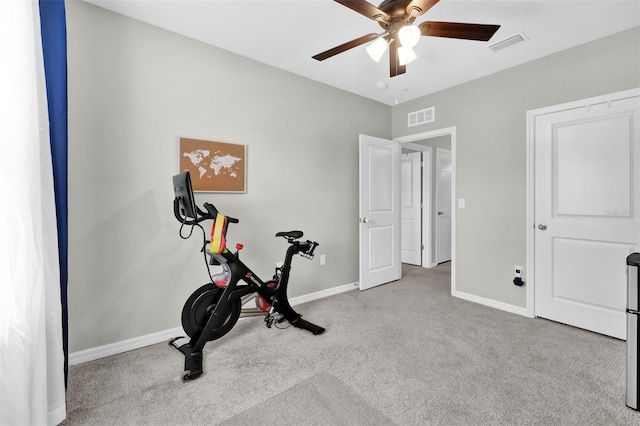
[436,149,452,263]
[534,94,640,339]
[359,134,401,290]
[401,152,422,266]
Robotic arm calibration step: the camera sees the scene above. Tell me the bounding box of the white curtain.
[0,1,67,425]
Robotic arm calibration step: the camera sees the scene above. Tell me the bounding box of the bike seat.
[276,230,303,240]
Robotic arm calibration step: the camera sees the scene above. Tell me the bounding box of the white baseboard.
[452,289,531,318]
[289,281,359,305]
[69,326,184,366]
[69,281,358,366]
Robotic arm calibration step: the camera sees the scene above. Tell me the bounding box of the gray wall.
[66,1,390,352]
[392,27,640,308]
[66,0,640,352]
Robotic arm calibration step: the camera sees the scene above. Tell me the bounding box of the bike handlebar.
[174,199,239,225]
[202,202,239,223]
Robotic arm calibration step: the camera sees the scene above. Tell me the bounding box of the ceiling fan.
[312,0,501,77]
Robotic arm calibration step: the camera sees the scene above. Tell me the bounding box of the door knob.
[438,211,444,216]
[538,223,548,231]
[362,217,371,223]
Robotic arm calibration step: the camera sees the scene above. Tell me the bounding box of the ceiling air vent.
[489,31,528,53]
[408,107,435,127]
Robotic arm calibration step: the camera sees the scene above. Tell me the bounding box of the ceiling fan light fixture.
[398,25,421,48]
[398,46,417,66]
[366,37,388,62]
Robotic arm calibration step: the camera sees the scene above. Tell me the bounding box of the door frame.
[396,127,457,295]
[525,87,640,318]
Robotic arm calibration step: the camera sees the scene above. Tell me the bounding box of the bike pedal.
[264,314,274,328]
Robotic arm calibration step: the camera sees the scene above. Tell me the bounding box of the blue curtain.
[39,0,68,385]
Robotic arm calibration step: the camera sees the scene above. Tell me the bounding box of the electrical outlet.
[513,265,525,287]
[320,254,326,265]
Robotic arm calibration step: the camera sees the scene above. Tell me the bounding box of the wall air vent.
[408,107,435,127]
[489,31,528,53]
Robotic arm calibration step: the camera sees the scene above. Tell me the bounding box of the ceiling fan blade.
[312,33,379,61]
[406,0,440,18]
[389,38,406,78]
[334,0,390,24]
[419,21,501,41]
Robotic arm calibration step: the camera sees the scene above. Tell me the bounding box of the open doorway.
[396,127,456,293]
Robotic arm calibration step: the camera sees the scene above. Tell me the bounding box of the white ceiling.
[82,0,640,106]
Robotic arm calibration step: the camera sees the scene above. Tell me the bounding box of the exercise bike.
[170,171,325,381]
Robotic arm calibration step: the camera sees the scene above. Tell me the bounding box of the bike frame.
[193,240,312,352]
[171,198,324,380]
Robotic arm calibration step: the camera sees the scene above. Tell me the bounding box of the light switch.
[458,198,466,209]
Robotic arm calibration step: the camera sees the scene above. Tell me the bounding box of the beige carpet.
[63,263,640,425]
[220,371,393,425]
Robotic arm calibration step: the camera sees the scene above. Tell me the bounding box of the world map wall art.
[179,137,246,193]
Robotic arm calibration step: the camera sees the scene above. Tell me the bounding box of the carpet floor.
[62,263,640,425]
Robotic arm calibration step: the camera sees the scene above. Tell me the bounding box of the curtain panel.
[0,0,67,424]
